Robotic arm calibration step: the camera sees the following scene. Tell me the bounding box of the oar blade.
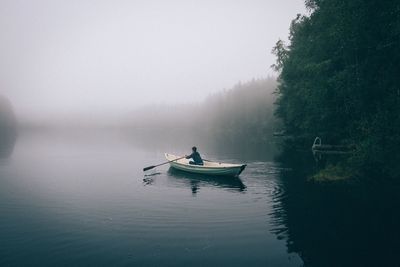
[143,165,156,172]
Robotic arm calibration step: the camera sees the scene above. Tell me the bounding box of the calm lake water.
[1,135,400,266]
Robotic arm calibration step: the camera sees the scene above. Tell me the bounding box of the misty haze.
[1,0,400,266]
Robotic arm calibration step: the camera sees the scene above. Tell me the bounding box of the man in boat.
[186,146,204,165]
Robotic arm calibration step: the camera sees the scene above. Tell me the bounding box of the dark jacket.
[186,151,203,164]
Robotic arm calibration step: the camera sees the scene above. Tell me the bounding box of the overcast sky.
[0,0,305,117]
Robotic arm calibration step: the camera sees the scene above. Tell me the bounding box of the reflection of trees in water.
[271,145,400,266]
[0,96,17,158]
[167,168,246,195]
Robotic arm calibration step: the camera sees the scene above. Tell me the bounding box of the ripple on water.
[0,141,303,267]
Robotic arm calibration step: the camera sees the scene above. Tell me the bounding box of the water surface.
[0,136,301,266]
[2,136,399,266]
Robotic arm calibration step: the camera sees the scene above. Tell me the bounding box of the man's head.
[192,146,197,152]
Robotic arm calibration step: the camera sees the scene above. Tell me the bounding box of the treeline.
[125,77,278,154]
[12,77,278,157]
[199,78,278,151]
[273,0,400,178]
[0,95,17,157]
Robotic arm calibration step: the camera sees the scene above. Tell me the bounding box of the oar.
[143,156,186,172]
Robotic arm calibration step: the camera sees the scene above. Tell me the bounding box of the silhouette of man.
[186,146,204,165]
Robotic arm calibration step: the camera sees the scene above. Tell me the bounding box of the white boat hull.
[165,153,246,177]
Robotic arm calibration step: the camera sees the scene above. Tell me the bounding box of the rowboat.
[167,168,246,192]
[165,153,246,177]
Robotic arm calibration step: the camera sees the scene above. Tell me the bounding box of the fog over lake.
[5,1,398,267]
[1,0,305,119]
